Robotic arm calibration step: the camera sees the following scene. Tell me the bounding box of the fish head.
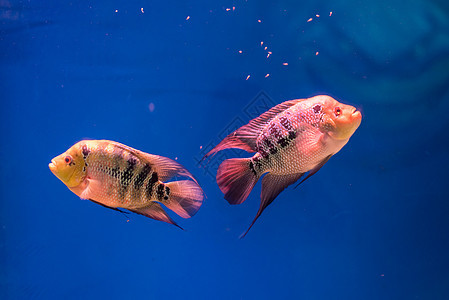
[318,96,362,140]
[49,142,87,188]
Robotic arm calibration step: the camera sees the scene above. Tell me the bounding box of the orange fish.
[49,140,204,228]
[204,95,362,237]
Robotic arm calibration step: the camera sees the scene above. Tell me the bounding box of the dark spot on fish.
[269,123,282,139]
[165,186,170,196]
[82,144,90,158]
[133,164,152,191]
[264,138,274,148]
[279,116,293,130]
[253,156,263,169]
[263,138,278,155]
[127,156,138,166]
[288,131,296,140]
[156,184,165,200]
[150,172,158,183]
[146,172,158,198]
[249,160,257,175]
[259,148,269,158]
[278,137,289,148]
[313,105,321,114]
[164,196,168,200]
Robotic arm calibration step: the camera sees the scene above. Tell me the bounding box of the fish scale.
[253,103,325,175]
[84,143,169,208]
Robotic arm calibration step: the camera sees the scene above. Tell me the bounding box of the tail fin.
[164,180,204,218]
[217,158,260,205]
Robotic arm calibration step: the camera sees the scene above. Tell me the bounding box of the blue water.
[2,0,449,299]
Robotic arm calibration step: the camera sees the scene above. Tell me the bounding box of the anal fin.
[294,154,332,189]
[129,202,183,230]
[240,172,303,238]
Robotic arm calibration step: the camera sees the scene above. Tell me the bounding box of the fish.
[203,95,362,237]
[49,140,204,228]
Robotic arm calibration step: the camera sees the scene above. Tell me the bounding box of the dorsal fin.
[104,140,198,184]
[202,98,304,161]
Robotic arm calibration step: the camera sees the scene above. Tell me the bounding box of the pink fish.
[49,140,204,228]
[204,95,362,237]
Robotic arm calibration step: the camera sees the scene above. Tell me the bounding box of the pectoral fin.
[88,199,129,214]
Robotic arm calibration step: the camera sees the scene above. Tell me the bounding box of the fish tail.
[164,180,204,218]
[217,157,260,205]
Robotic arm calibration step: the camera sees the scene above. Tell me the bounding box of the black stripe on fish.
[259,148,269,158]
[110,166,120,178]
[253,155,263,170]
[279,116,293,130]
[81,144,90,172]
[264,139,277,155]
[146,172,158,198]
[156,184,165,200]
[288,131,296,140]
[264,138,274,149]
[164,186,170,200]
[249,160,257,175]
[133,164,152,191]
[277,137,289,148]
[103,165,120,178]
[277,130,297,148]
[82,144,90,159]
[119,156,137,197]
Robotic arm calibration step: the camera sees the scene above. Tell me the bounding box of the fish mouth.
[351,107,362,119]
[351,109,362,129]
[49,159,57,173]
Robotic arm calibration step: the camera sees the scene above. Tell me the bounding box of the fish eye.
[64,156,72,164]
[334,107,342,116]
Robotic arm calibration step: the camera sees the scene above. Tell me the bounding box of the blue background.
[1,0,449,299]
